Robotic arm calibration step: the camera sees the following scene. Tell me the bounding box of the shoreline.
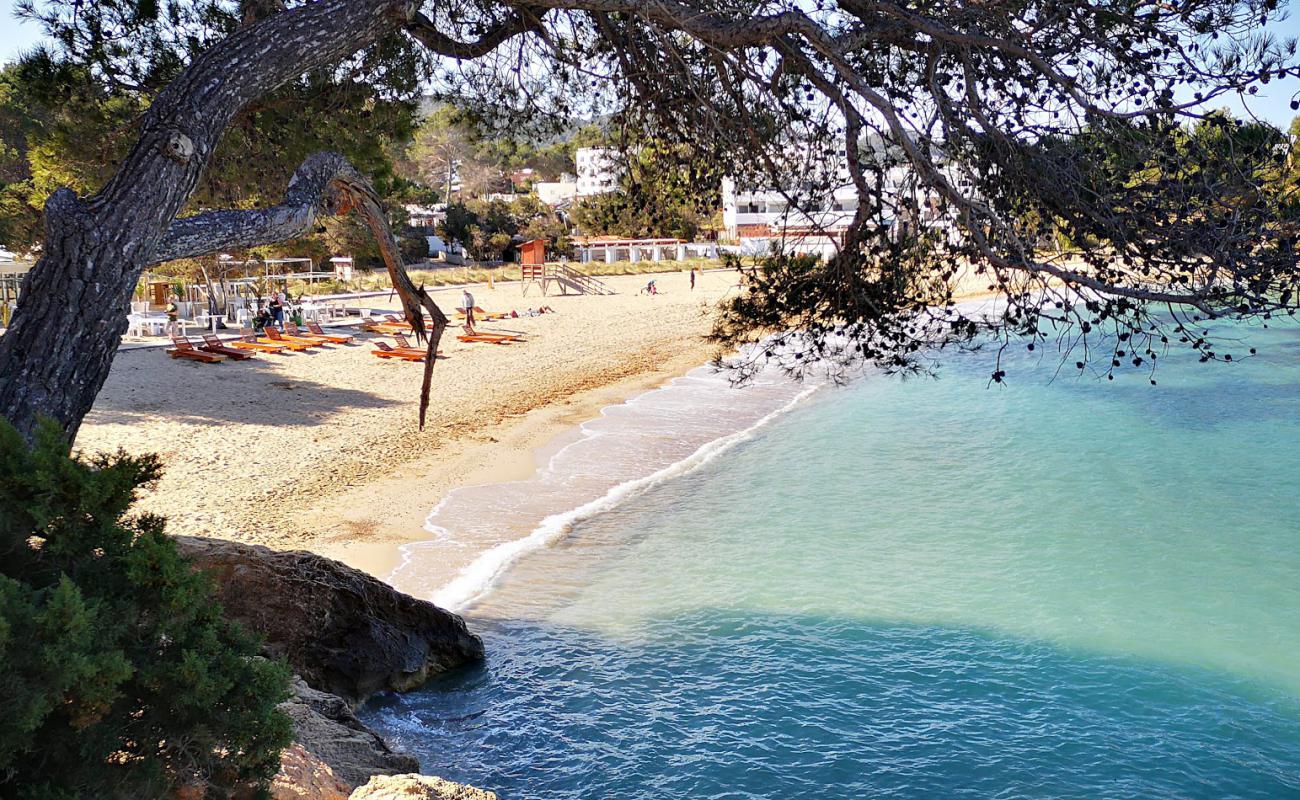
[75,266,999,596]
[76,269,736,579]
[305,346,719,579]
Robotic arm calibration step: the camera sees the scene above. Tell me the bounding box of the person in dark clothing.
[268,292,285,326]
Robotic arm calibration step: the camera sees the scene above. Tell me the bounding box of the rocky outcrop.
[173,538,495,799]
[348,774,499,800]
[278,677,420,790]
[270,744,353,800]
[176,536,484,704]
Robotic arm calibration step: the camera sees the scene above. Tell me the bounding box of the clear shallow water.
[388,366,816,609]
[364,321,1300,798]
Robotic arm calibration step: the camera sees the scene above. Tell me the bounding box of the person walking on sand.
[461,288,476,333]
[690,268,696,291]
[165,294,180,337]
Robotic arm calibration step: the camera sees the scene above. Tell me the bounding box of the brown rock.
[348,774,499,800]
[271,744,353,800]
[279,677,421,790]
[175,536,484,704]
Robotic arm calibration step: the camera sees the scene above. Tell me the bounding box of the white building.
[404,204,445,228]
[575,147,621,197]
[572,236,719,264]
[721,159,973,259]
[721,178,859,260]
[535,179,579,207]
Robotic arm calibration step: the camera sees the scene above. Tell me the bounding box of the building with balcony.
[721,158,974,259]
[575,147,621,197]
[721,178,860,259]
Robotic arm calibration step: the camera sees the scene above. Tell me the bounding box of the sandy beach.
[76,269,739,578]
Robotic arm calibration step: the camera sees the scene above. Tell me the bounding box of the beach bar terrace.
[573,236,719,264]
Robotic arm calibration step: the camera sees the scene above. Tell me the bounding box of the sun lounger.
[388,334,440,357]
[305,321,354,343]
[167,337,225,363]
[263,325,322,349]
[253,326,313,352]
[197,333,254,360]
[371,341,426,361]
[392,333,433,351]
[233,328,287,353]
[360,318,410,334]
[363,314,415,332]
[457,333,521,345]
[284,321,335,345]
[456,306,513,322]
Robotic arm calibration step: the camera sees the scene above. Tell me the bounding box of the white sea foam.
[387,360,822,611]
[430,383,821,611]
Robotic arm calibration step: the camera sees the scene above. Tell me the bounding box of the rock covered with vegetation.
[0,421,292,797]
[175,536,484,706]
[0,420,489,798]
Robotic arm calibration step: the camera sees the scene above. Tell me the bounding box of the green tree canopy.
[571,140,722,240]
[5,0,432,266]
[0,420,292,797]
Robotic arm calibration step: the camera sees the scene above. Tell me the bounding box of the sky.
[2,0,1300,128]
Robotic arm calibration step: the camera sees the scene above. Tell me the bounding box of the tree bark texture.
[0,0,420,444]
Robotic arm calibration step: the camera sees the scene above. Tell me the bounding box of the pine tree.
[0,420,292,798]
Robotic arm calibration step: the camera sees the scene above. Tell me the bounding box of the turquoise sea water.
[364,320,1300,798]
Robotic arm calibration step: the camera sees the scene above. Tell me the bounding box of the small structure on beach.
[518,239,547,266]
[0,257,30,328]
[520,261,615,297]
[330,256,354,282]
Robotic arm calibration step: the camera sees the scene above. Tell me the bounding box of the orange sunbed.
[233,327,287,353]
[361,318,410,334]
[456,306,511,321]
[371,341,426,361]
[392,333,438,351]
[457,333,520,345]
[263,325,322,349]
[389,334,443,357]
[197,333,255,360]
[305,321,354,343]
[168,337,225,363]
[284,321,336,345]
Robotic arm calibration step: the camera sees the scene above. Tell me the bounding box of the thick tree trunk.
[0,0,413,444]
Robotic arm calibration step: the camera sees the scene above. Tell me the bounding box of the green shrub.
[0,421,292,799]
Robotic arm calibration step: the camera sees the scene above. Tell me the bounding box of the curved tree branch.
[153,152,357,264]
[404,7,546,59]
[153,151,449,429]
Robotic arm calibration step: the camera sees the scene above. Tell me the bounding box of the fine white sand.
[78,264,1000,580]
[76,270,741,576]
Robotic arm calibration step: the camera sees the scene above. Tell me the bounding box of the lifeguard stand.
[519,239,548,295]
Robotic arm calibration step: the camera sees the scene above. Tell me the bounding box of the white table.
[137,317,185,337]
